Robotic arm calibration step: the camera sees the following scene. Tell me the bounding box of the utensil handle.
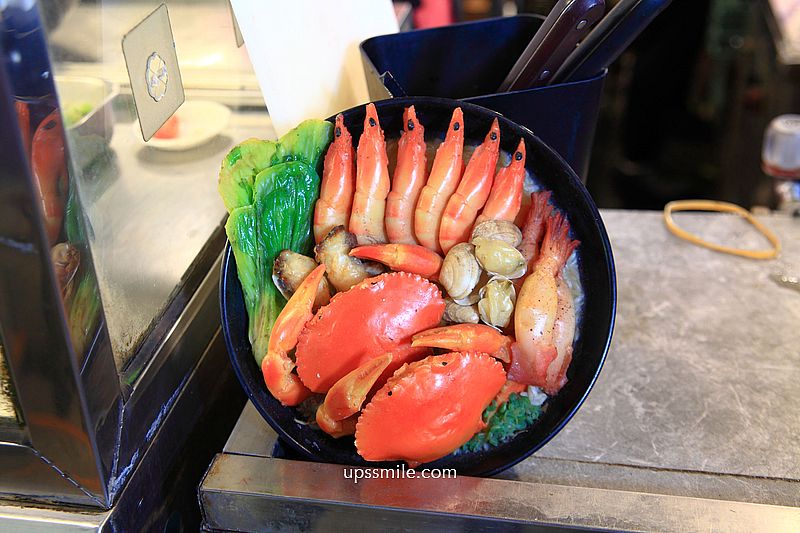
[553,0,673,84]
[499,0,605,92]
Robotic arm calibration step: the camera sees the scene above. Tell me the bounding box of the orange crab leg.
[261,264,326,406]
[314,114,354,243]
[349,244,442,280]
[386,106,427,245]
[412,323,512,363]
[438,118,501,254]
[349,103,390,245]
[476,138,526,226]
[414,107,464,253]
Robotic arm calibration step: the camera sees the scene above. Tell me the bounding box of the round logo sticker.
[145,52,169,102]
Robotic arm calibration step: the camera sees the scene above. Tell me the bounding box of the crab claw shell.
[322,354,393,422]
[355,351,506,465]
[411,323,513,363]
[316,411,358,439]
[262,264,326,406]
[349,244,443,280]
[296,272,444,393]
[316,354,394,439]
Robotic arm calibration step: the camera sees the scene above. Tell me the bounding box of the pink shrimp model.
[475,138,526,226]
[414,108,464,253]
[518,190,553,270]
[438,118,501,254]
[385,106,427,245]
[509,213,579,394]
[349,103,390,245]
[314,114,354,243]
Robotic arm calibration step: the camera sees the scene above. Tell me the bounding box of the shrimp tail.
[507,342,556,387]
[519,191,553,268]
[540,212,580,274]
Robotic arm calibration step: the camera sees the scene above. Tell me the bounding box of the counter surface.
[201,209,800,531]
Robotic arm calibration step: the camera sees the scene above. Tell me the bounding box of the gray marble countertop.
[205,209,800,530]
[508,209,800,507]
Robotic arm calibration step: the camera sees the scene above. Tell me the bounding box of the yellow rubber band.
[663,200,781,260]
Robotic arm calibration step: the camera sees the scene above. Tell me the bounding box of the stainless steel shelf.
[200,209,800,532]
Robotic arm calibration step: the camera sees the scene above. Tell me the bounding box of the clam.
[439,243,481,301]
[473,237,527,279]
[443,297,480,324]
[471,220,523,247]
[478,276,516,329]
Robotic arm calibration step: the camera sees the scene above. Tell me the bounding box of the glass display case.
[0,0,257,527]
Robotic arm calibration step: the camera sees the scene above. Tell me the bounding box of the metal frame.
[0,1,228,508]
[201,454,800,532]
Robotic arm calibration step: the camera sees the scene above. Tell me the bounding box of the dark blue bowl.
[220,97,616,476]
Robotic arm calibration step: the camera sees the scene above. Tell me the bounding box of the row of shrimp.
[314,103,529,253]
[308,102,580,396]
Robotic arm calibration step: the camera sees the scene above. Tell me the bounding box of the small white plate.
[138,100,231,150]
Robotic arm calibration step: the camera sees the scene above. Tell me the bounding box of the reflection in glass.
[14,94,103,370]
[40,0,270,375]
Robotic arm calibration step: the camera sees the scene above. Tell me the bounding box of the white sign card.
[229,0,398,137]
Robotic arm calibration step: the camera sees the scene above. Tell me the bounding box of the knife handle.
[500,0,605,91]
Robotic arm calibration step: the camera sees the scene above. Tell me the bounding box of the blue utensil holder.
[361,15,606,181]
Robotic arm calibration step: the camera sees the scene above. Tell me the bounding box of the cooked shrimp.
[314,114,354,243]
[414,107,464,252]
[548,277,575,393]
[518,190,553,270]
[349,103,389,245]
[509,213,579,393]
[438,118,501,254]
[476,138,526,226]
[385,106,427,244]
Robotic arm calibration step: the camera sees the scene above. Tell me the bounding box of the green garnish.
[460,393,542,453]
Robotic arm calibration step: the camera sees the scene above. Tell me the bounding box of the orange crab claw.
[321,353,393,423]
[411,323,512,363]
[355,351,506,465]
[316,411,358,439]
[349,244,443,280]
[261,264,326,406]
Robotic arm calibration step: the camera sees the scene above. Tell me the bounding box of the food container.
[220,96,616,476]
[360,15,606,181]
[56,75,118,142]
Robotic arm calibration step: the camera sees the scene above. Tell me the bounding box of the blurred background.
[405,0,800,211]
